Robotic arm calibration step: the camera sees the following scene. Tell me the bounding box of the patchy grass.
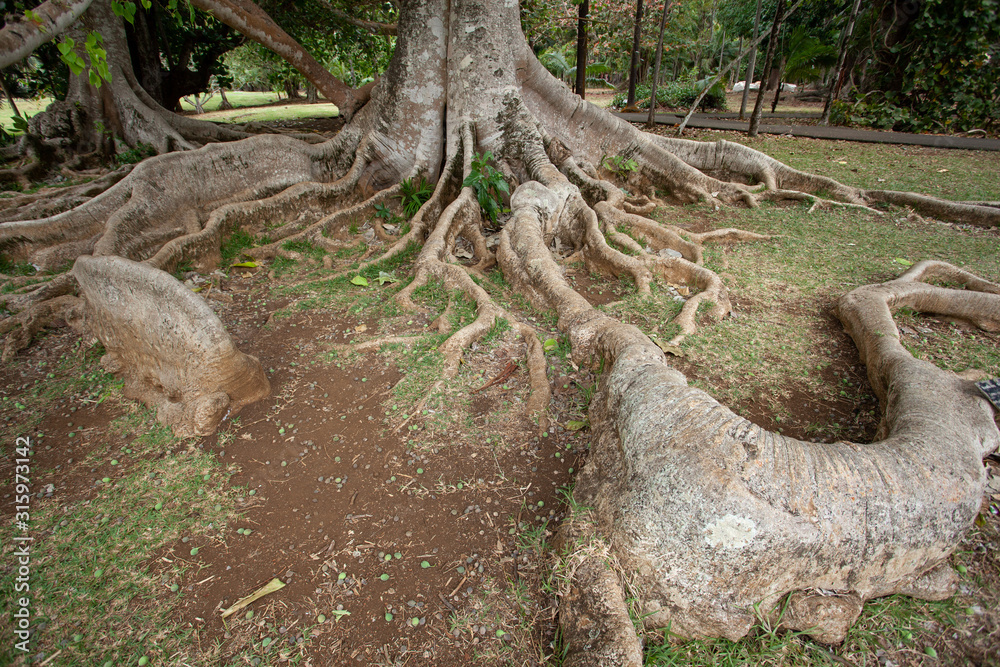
[0,344,239,666]
[664,200,1000,415]
[192,102,340,124]
[678,129,1000,202]
[177,90,283,112]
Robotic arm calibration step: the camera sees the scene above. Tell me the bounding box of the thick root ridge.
[569,261,999,643]
[0,294,81,362]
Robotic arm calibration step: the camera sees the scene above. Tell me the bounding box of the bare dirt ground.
[1,119,999,667]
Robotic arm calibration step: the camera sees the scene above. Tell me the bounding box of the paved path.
[616,112,1000,152]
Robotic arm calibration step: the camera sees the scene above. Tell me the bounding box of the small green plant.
[220,229,263,263]
[602,155,638,180]
[462,152,509,224]
[115,143,156,166]
[399,175,434,218]
[373,202,402,227]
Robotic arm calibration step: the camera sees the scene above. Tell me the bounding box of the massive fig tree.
[1,0,998,662]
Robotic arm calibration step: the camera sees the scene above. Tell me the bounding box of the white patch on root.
[704,514,758,549]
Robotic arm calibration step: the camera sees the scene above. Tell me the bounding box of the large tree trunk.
[28,0,247,157]
[574,0,589,99]
[2,1,998,664]
[740,0,763,120]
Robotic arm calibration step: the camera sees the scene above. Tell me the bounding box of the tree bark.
[0,0,96,69]
[575,0,589,99]
[821,0,863,124]
[624,0,644,110]
[748,0,784,137]
[740,0,762,121]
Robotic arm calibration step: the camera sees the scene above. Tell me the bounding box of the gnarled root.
[0,294,82,362]
[569,260,999,645]
[387,124,552,427]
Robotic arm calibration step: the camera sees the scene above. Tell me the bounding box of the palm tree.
[538,45,613,91]
[771,25,837,111]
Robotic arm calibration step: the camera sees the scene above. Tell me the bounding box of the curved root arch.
[561,260,1000,654]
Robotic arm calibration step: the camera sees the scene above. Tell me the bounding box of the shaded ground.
[1,118,999,667]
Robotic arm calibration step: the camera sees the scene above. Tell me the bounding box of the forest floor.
[1,118,999,667]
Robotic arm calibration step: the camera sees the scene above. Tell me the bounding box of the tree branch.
[320,2,396,36]
[188,0,370,118]
[0,0,96,69]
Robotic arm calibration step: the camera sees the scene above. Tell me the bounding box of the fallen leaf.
[543,338,558,352]
[936,168,949,173]
[230,260,258,268]
[377,271,397,285]
[351,275,369,287]
[355,324,367,333]
[837,160,847,164]
[221,578,285,618]
[893,258,913,266]
[565,420,588,431]
[654,339,684,357]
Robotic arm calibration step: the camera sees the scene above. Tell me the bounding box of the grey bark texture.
[72,255,270,436]
[573,261,999,643]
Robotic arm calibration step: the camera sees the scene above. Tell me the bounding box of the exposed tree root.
[0,294,81,362]
[0,165,135,223]
[565,260,999,645]
[2,14,999,659]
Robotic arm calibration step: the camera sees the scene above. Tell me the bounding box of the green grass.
[0,344,245,665]
[691,131,999,202]
[1,92,338,133]
[190,100,339,124]
[177,90,283,112]
[0,97,52,131]
[651,199,1000,412]
[0,411,237,665]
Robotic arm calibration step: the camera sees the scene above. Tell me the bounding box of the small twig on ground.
[471,360,517,394]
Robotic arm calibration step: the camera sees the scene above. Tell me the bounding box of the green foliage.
[611,74,727,111]
[538,44,613,88]
[462,152,510,225]
[374,202,402,226]
[602,155,638,179]
[781,26,836,85]
[851,0,1000,132]
[829,97,912,130]
[0,255,37,277]
[11,115,29,134]
[399,176,433,218]
[114,143,156,166]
